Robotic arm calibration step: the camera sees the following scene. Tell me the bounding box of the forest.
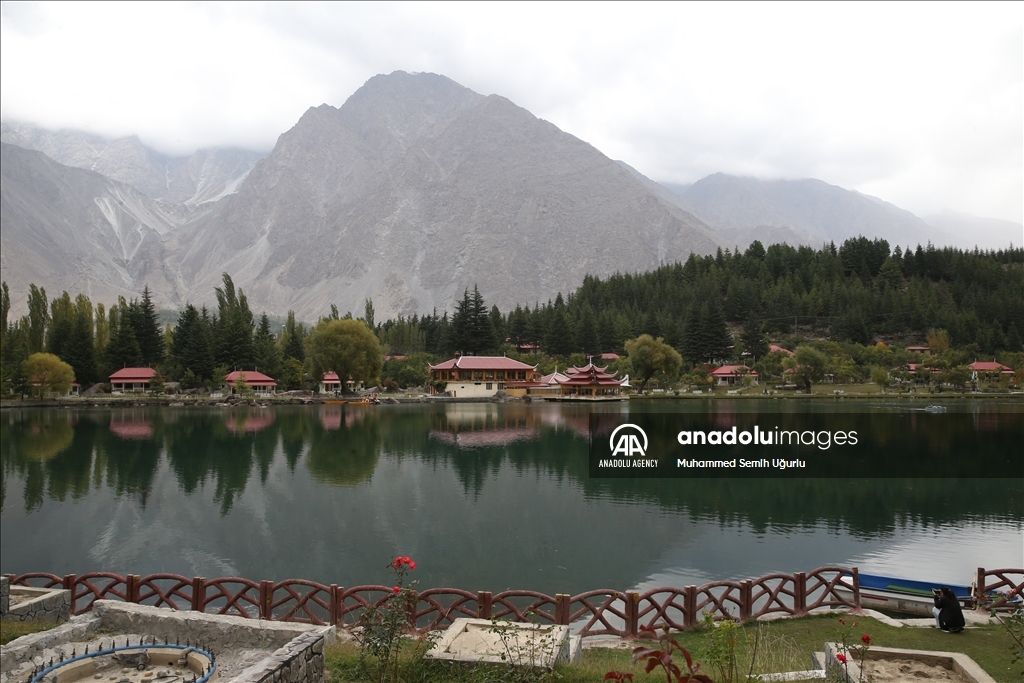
[2,237,1022,393]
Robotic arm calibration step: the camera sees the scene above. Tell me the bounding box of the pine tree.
[214,274,254,369]
[133,286,165,367]
[740,317,769,361]
[27,284,48,354]
[254,313,282,379]
[575,304,600,354]
[545,294,573,357]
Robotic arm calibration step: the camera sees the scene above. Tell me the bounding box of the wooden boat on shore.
[836,573,973,616]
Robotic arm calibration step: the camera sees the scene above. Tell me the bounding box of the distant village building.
[967,361,1014,381]
[905,345,932,355]
[319,371,364,394]
[711,365,758,386]
[224,370,277,395]
[428,354,540,397]
[320,371,342,394]
[109,367,157,393]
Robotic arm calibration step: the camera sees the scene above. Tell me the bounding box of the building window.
[486,383,492,390]
[498,382,505,390]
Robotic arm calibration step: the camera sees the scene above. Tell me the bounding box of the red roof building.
[554,364,626,397]
[429,355,540,397]
[711,365,759,386]
[224,370,277,394]
[109,367,157,393]
[968,361,1014,380]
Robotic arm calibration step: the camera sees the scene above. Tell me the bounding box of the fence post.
[127,574,140,603]
[740,580,752,621]
[555,594,570,625]
[191,577,206,612]
[260,580,274,620]
[684,586,697,629]
[329,584,340,626]
[625,592,639,638]
[975,567,986,607]
[477,591,492,619]
[794,572,806,615]
[851,568,860,610]
[63,574,77,614]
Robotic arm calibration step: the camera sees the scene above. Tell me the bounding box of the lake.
[1,399,1021,595]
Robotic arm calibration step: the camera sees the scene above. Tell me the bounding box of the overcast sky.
[2,2,1021,223]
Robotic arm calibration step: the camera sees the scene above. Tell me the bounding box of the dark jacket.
[934,591,965,631]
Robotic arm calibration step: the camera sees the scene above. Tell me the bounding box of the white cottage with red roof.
[711,365,759,386]
[224,370,277,395]
[428,354,540,397]
[109,367,157,393]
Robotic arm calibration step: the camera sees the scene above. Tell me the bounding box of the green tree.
[545,293,573,356]
[363,298,375,331]
[305,319,383,388]
[105,299,143,371]
[171,304,215,381]
[253,313,282,379]
[740,317,769,361]
[26,284,49,354]
[133,286,165,367]
[281,310,306,362]
[22,352,75,398]
[870,366,889,392]
[624,334,683,393]
[279,357,305,391]
[784,345,828,392]
[214,273,254,369]
[575,303,600,355]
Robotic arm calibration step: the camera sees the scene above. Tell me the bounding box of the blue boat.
[837,573,973,616]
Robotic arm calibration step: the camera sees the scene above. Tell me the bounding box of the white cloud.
[1,1,1021,222]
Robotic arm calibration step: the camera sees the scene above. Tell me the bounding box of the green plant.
[489,612,563,682]
[627,625,713,683]
[834,617,872,683]
[356,555,419,683]
[698,612,762,683]
[991,606,1024,673]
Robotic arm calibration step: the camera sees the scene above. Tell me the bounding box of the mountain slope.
[0,121,264,206]
[168,71,723,320]
[667,173,959,249]
[0,143,193,311]
[923,209,1022,250]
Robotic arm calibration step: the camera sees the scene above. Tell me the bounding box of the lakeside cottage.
[429,354,540,397]
[967,361,1014,381]
[224,370,277,395]
[711,365,759,386]
[109,367,157,393]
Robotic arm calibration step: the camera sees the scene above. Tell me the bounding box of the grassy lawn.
[0,619,60,645]
[325,613,1024,682]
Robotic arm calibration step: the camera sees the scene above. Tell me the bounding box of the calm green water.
[1,400,1021,594]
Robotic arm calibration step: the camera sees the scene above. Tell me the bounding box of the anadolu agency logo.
[599,424,658,469]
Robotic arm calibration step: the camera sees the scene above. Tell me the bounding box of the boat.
[835,573,972,616]
[323,399,348,405]
[924,405,947,412]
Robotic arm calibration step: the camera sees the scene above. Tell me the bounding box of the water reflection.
[1,403,1022,591]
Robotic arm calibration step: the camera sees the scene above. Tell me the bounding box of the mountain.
[0,143,194,312]
[923,209,1022,251]
[0,121,264,206]
[164,71,723,320]
[655,172,959,250]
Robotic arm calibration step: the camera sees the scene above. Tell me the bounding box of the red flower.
[861,634,871,645]
[392,555,416,569]
[838,618,846,625]
[836,653,848,664]
[392,585,400,594]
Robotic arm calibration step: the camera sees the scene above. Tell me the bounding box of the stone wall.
[2,587,70,623]
[232,630,327,683]
[92,601,319,652]
[0,576,9,615]
[0,614,102,675]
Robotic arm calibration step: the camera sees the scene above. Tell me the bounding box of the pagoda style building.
[554,363,626,398]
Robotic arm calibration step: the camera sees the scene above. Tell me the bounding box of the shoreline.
[1,390,1018,410]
